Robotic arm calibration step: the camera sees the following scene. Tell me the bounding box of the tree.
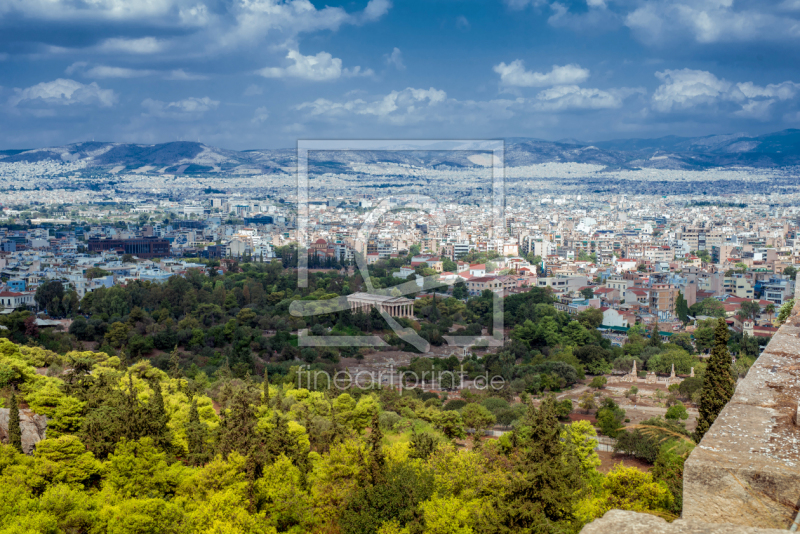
[778,299,795,324]
[665,402,689,422]
[578,392,597,414]
[580,287,594,300]
[461,403,496,448]
[433,411,465,440]
[764,303,776,323]
[675,292,690,323]
[35,280,65,315]
[736,301,760,323]
[366,412,385,485]
[783,265,797,279]
[496,397,584,531]
[577,307,603,330]
[690,298,726,318]
[596,397,626,438]
[648,323,662,348]
[8,393,22,453]
[694,318,736,442]
[452,281,468,300]
[589,376,607,390]
[186,398,210,467]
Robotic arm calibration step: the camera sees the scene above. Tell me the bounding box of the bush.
[589,376,607,389]
[379,411,401,430]
[480,397,510,415]
[530,361,578,387]
[442,400,467,411]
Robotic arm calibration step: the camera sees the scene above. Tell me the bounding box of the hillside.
[3,129,800,172]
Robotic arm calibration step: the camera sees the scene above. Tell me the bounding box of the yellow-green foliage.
[576,465,675,523]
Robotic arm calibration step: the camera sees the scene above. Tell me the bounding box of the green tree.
[648,323,662,348]
[675,292,689,323]
[736,301,760,323]
[694,318,736,442]
[764,303,776,323]
[589,376,607,390]
[8,393,22,453]
[778,299,795,324]
[784,265,797,278]
[186,398,210,467]
[452,281,468,300]
[580,288,594,300]
[366,412,385,485]
[461,403,496,448]
[497,397,584,531]
[433,411,465,440]
[665,402,689,422]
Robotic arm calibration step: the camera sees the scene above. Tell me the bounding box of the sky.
[1,0,800,150]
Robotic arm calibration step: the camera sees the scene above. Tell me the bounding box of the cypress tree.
[676,292,690,324]
[8,393,22,453]
[186,398,209,466]
[695,318,736,442]
[648,322,662,348]
[262,369,270,407]
[366,411,385,485]
[498,396,584,532]
[148,379,173,452]
[217,388,258,458]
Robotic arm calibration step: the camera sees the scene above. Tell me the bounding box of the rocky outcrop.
[580,511,787,534]
[0,408,48,454]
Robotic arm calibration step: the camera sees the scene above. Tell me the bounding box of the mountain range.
[2,129,800,174]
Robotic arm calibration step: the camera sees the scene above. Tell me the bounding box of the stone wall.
[682,275,800,529]
[581,510,786,534]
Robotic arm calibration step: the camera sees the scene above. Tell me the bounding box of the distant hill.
[3,129,800,172]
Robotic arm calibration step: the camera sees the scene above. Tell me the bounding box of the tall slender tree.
[695,318,736,442]
[497,396,584,532]
[262,369,270,407]
[8,393,22,453]
[366,411,385,486]
[648,322,663,348]
[675,291,690,323]
[186,398,209,466]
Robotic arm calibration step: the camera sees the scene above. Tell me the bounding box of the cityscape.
[0,1,799,533]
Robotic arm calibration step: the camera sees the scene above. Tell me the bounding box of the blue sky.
[1,0,800,149]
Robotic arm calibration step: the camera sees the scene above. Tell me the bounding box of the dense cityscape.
[2,0,800,531]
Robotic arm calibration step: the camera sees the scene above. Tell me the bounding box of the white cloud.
[494,60,590,87]
[10,78,117,107]
[531,85,630,111]
[626,1,800,45]
[651,68,799,119]
[243,84,263,96]
[66,62,206,80]
[456,15,471,30]
[1,0,390,57]
[385,47,405,70]
[297,87,446,124]
[85,65,156,78]
[96,37,165,54]
[257,48,371,81]
[361,0,392,22]
[141,96,219,118]
[503,0,546,10]
[652,69,732,112]
[165,69,208,80]
[296,83,637,126]
[251,106,270,124]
